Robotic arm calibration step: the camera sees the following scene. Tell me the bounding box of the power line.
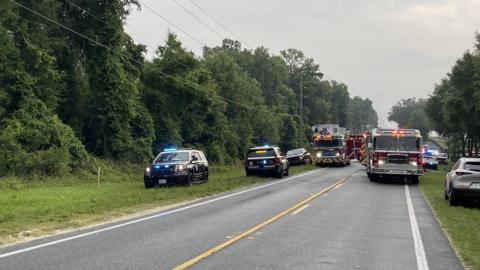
[169,0,224,40]
[9,0,301,121]
[136,0,205,47]
[186,0,250,48]
[63,0,114,28]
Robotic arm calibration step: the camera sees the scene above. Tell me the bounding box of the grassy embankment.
[420,168,480,270]
[0,161,316,246]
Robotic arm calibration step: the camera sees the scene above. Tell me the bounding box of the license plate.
[324,159,332,163]
[470,183,480,189]
[158,179,167,184]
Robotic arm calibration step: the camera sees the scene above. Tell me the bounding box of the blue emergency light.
[164,148,177,152]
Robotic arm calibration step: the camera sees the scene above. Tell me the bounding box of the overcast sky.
[124,0,480,128]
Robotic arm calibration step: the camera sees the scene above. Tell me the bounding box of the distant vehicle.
[245,145,289,178]
[312,124,349,167]
[365,129,424,184]
[436,153,448,165]
[346,134,365,161]
[144,148,208,188]
[445,158,480,206]
[422,156,438,170]
[286,148,312,166]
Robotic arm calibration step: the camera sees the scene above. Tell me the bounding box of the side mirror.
[191,156,198,162]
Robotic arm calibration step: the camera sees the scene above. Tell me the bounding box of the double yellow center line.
[173,177,348,270]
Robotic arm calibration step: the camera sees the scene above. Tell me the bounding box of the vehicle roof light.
[164,148,177,152]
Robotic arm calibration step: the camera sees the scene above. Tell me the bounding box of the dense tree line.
[425,34,480,158]
[0,0,378,176]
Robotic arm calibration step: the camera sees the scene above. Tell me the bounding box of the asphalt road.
[0,163,463,270]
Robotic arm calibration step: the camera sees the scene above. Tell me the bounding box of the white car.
[445,158,480,206]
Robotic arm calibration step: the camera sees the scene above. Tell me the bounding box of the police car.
[144,148,208,188]
[245,145,289,178]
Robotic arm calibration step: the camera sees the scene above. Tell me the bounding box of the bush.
[0,99,88,176]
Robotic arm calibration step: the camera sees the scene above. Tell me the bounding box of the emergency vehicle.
[346,134,365,161]
[365,128,424,184]
[312,124,349,166]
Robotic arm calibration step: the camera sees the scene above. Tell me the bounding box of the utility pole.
[299,76,304,132]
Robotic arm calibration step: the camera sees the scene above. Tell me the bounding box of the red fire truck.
[345,134,365,161]
[312,124,349,166]
[365,128,424,184]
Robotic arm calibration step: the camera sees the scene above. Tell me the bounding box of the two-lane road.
[0,163,463,269]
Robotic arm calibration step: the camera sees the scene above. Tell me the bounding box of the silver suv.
[445,158,480,205]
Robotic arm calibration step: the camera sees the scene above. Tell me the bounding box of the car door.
[447,160,460,190]
[191,152,203,180]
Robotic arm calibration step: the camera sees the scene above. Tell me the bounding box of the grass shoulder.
[0,161,316,246]
[420,169,480,270]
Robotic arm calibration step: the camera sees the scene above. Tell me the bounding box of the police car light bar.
[163,148,177,152]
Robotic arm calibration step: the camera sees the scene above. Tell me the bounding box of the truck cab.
[366,129,424,183]
[312,124,349,167]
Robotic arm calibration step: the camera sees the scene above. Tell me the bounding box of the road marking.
[291,204,310,215]
[173,177,348,270]
[334,182,345,189]
[405,185,429,270]
[0,169,325,259]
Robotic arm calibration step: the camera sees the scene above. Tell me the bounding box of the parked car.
[436,152,448,165]
[245,145,289,178]
[422,156,438,170]
[286,148,312,166]
[444,158,480,205]
[144,148,208,188]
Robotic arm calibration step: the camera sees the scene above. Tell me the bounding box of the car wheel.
[185,174,193,187]
[276,168,284,179]
[144,178,155,189]
[203,171,209,183]
[410,176,419,185]
[368,173,376,182]
[449,186,460,206]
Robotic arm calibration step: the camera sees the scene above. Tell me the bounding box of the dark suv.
[286,148,312,166]
[144,149,208,188]
[245,146,289,178]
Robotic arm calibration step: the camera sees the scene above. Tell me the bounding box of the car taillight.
[456,171,472,176]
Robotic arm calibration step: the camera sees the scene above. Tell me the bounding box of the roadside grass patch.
[0,162,316,245]
[420,170,480,270]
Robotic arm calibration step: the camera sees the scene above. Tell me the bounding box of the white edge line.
[405,185,429,270]
[0,169,325,259]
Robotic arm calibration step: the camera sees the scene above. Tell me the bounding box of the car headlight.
[378,160,384,165]
[145,166,151,176]
[336,152,340,157]
[316,152,322,158]
[410,161,417,166]
[299,156,303,160]
[175,164,186,172]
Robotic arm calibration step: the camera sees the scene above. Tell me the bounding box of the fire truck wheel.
[410,176,419,185]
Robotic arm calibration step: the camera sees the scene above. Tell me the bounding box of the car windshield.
[154,152,189,163]
[464,162,480,172]
[374,136,397,150]
[248,148,275,158]
[287,149,303,156]
[398,137,420,151]
[314,139,342,148]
